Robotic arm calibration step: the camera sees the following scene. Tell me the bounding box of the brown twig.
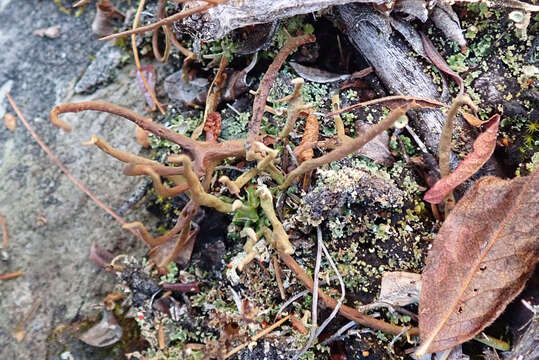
[99,0,226,41]
[132,0,165,114]
[152,0,171,63]
[247,34,316,158]
[326,95,448,118]
[0,213,7,248]
[0,270,23,280]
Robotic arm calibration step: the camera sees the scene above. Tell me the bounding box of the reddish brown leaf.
[461,111,487,127]
[424,114,500,204]
[417,171,539,355]
[420,31,464,96]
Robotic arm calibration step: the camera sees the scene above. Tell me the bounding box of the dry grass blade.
[192,55,227,140]
[417,170,539,355]
[293,227,324,359]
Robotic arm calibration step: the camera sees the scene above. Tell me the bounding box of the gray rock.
[164,70,208,103]
[75,43,123,94]
[0,2,157,358]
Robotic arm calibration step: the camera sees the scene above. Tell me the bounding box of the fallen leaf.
[461,111,487,127]
[92,0,124,37]
[4,113,16,131]
[79,309,123,347]
[424,114,500,204]
[417,171,539,355]
[136,65,157,110]
[356,123,394,166]
[379,271,421,307]
[420,31,463,95]
[33,25,61,39]
[290,62,351,83]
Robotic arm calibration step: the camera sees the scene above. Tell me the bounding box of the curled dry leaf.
[417,170,539,355]
[79,309,123,347]
[461,111,487,127]
[92,0,124,37]
[4,113,16,131]
[420,31,463,96]
[424,114,500,204]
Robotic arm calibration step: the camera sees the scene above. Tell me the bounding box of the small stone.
[503,101,527,117]
[75,43,123,94]
[164,70,208,103]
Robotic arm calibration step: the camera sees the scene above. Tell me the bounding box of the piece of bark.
[181,0,390,41]
[337,4,452,153]
[506,317,539,360]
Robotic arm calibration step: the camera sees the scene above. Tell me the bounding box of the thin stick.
[0,270,23,280]
[0,214,7,248]
[224,315,290,359]
[99,0,225,40]
[247,34,316,153]
[326,95,448,118]
[6,93,139,238]
[293,227,323,360]
[273,256,286,300]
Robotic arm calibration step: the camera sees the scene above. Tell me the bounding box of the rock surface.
[75,42,123,94]
[0,1,155,358]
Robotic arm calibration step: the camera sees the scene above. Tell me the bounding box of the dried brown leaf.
[4,113,16,131]
[424,114,500,204]
[417,171,539,355]
[461,111,487,127]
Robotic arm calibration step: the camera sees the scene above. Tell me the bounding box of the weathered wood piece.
[337,4,451,152]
